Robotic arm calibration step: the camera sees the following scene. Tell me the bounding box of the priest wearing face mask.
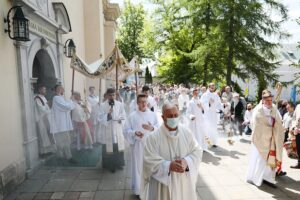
[141,103,203,200]
[246,90,284,187]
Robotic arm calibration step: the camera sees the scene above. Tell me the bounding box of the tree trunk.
[226,2,235,86]
[203,55,209,85]
[203,3,211,86]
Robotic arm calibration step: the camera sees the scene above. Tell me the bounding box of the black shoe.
[110,168,116,173]
[276,171,287,176]
[212,145,218,148]
[68,158,77,164]
[290,164,300,169]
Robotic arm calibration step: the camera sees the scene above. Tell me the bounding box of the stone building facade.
[0,0,119,198]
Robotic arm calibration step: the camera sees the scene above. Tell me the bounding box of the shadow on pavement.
[209,146,246,159]
[240,138,251,144]
[202,151,222,166]
[256,176,300,200]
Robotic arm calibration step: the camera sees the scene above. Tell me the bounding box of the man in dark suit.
[231,93,245,135]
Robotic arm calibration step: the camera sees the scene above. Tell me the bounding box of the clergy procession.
[3,0,300,199]
[32,80,300,200]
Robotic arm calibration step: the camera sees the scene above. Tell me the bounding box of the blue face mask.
[166,117,179,129]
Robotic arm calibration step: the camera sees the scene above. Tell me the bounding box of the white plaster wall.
[58,0,87,98]
[83,0,104,97]
[0,1,26,171]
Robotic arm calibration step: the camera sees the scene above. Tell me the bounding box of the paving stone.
[69,180,99,192]
[78,171,102,180]
[125,178,132,190]
[5,193,18,200]
[223,185,260,199]
[40,179,73,192]
[50,192,65,199]
[30,170,53,180]
[15,193,36,200]
[17,180,48,193]
[79,192,95,198]
[93,191,124,200]
[6,137,300,200]
[197,186,231,200]
[123,190,138,200]
[63,192,80,200]
[98,179,125,190]
[34,193,52,200]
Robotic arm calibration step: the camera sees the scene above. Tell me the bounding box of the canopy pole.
[115,45,120,90]
[71,68,75,94]
[99,78,102,102]
[134,59,138,94]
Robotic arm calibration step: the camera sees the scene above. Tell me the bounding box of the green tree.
[117,0,146,61]
[149,0,200,84]
[150,0,289,88]
[217,0,289,86]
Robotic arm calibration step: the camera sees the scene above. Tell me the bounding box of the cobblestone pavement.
[5,133,300,200]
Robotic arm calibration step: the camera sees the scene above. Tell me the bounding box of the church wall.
[0,1,27,197]
[0,0,120,198]
[83,0,103,97]
[104,20,118,88]
[58,0,87,99]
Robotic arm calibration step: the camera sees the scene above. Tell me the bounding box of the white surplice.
[50,95,75,134]
[200,91,223,145]
[141,124,203,200]
[124,109,159,195]
[34,94,54,154]
[186,97,208,150]
[72,101,93,149]
[98,100,126,152]
[50,95,75,159]
[178,94,189,112]
[87,95,100,125]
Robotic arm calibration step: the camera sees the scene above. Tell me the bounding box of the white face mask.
[166,117,179,129]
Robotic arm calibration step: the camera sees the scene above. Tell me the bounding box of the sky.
[110,0,300,44]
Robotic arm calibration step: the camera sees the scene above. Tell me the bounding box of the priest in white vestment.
[50,85,75,162]
[124,94,159,197]
[246,90,284,186]
[141,103,202,200]
[177,88,189,115]
[34,86,54,155]
[98,88,126,172]
[72,92,93,150]
[186,88,208,151]
[87,86,99,142]
[200,83,223,146]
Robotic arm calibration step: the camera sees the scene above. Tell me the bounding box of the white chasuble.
[246,103,284,186]
[141,124,202,200]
